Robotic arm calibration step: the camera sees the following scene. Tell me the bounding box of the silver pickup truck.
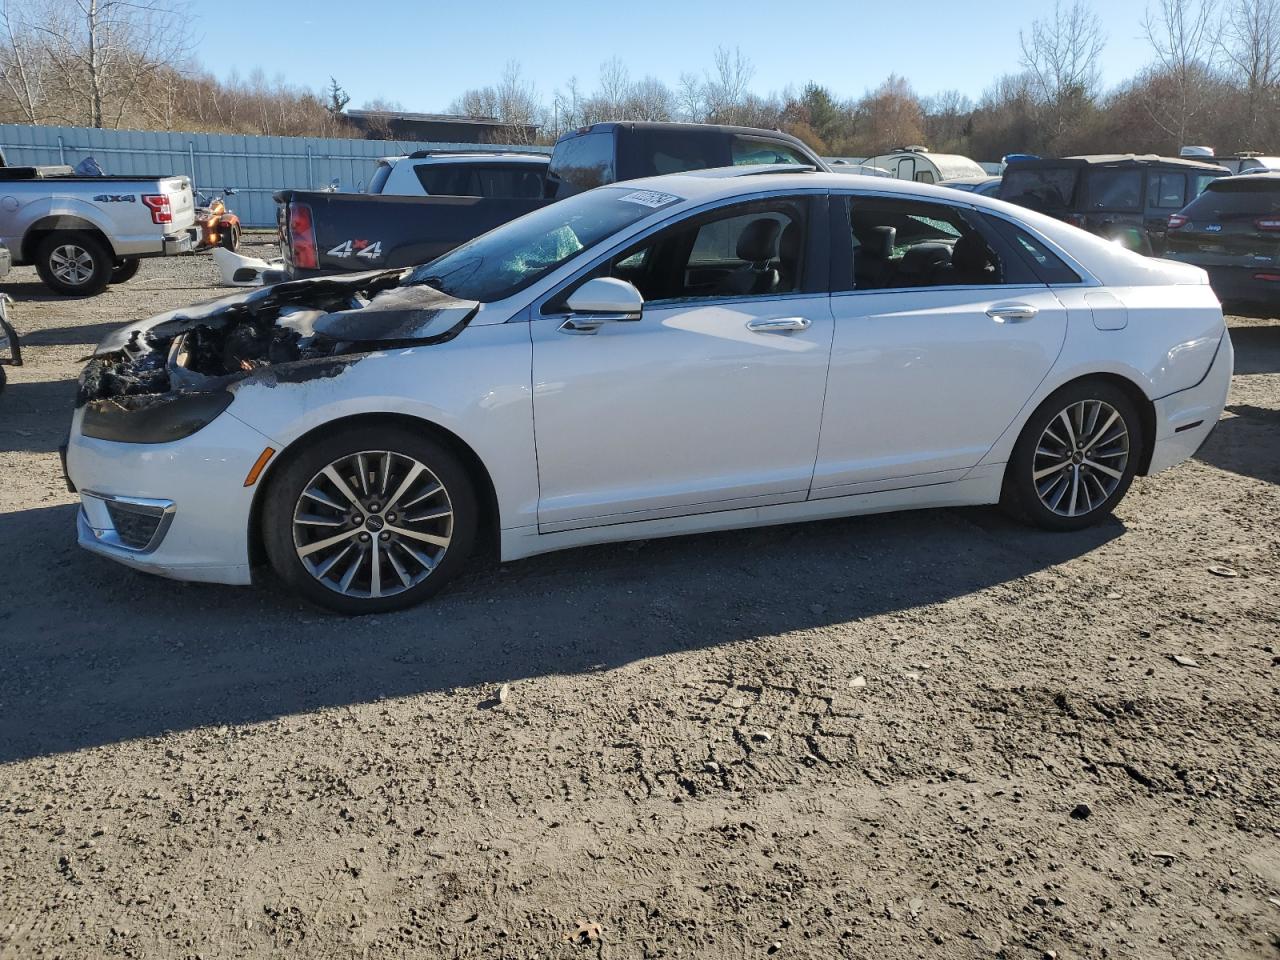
[0,159,197,296]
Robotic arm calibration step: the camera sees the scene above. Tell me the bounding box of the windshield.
[405,187,683,302]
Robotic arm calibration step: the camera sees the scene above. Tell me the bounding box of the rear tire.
[34,232,113,296]
[262,424,478,614]
[219,224,241,252]
[110,258,141,284]
[1002,380,1142,531]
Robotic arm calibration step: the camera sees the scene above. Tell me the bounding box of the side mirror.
[561,277,643,334]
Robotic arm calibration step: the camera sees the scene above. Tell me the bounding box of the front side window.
[1085,169,1142,211]
[847,197,1003,290]
[549,197,810,309]
[731,137,808,166]
[1146,171,1186,210]
[406,186,679,302]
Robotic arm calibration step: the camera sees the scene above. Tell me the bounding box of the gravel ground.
[1,240,1278,959]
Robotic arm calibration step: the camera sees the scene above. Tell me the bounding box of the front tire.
[34,232,113,296]
[1002,380,1142,531]
[262,425,478,614]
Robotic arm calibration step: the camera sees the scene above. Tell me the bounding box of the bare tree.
[32,0,192,128]
[1141,0,1219,146]
[704,46,754,123]
[1217,0,1280,138]
[0,0,55,122]
[596,56,630,118]
[1020,0,1106,144]
[676,70,705,121]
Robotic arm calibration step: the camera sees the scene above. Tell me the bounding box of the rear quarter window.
[366,162,393,195]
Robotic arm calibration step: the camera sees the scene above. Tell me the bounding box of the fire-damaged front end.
[76,270,478,443]
[66,271,481,584]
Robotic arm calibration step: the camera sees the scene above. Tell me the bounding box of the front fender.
[227,321,539,531]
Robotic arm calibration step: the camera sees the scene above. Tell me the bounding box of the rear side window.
[623,129,728,178]
[366,162,393,195]
[415,164,545,199]
[731,136,808,166]
[1181,181,1280,217]
[1084,169,1142,211]
[548,132,615,194]
[1001,167,1077,210]
[1146,171,1186,210]
[982,215,1082,284]
[846,197,1009,290]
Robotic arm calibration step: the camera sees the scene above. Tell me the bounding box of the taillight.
[1254,272,1280,282]
[288,203,318,269]
[1064,213,1087,229]
[1167,214,1188,229]
[142,194,172,224]
[1255,217,1280,231]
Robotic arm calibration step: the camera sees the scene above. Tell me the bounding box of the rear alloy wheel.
[1004,381,1142,531]
[263,427,477,613]
[35,232,112,296]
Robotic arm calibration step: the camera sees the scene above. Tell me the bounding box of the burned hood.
[93,269,479,356]
[78,271,481,422]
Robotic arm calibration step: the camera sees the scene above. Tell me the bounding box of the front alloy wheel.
[263,426,477,613]
[293,451,454,599]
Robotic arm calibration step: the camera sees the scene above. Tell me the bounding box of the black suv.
[545,121,828,199]
[1164,172,1280,316]
[999,155,1228,255]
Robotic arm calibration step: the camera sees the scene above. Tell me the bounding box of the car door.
[813,193,1069,498]
[531,193,834,532]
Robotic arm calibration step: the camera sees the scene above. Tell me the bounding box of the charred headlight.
[81,390,234,444]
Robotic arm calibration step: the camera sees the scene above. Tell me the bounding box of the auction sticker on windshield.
[618,190,683,209]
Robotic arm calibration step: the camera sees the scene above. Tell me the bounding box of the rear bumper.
[1202,265,1280,314]
[1147,331,1234,475]
[161,228,198,257]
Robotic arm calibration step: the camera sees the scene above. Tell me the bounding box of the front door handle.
[746,316,811,333]
[986,303,1038,323]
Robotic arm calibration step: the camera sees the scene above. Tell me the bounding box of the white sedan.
[67,169,1233,613]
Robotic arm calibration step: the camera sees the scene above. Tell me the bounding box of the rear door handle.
[746,316,811,333]
[986,303,1038,323]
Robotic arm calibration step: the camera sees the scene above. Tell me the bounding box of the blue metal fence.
[0,123,549,227]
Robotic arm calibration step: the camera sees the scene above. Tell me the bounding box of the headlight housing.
[81,390,234,444]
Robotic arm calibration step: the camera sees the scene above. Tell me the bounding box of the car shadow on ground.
[0,500,1123,763]
[1229,324,1280,375]
[13,319,124,348]
[1195,403,1280,485]
[0,378,77,453]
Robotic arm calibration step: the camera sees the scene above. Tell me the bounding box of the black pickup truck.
[276,121,826,279]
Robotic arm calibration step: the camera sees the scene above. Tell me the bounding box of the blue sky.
[198,0,1155,109]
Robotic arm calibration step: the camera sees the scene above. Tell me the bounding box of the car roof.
[1009,154,1228,172]
[382,152,550,165]
[942,175,1001,186]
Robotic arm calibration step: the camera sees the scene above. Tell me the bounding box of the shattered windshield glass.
[405,187,681,302]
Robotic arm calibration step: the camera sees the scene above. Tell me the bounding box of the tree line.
[2,0,1277,160]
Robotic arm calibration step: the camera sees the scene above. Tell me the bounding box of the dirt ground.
[0,239,1277,960]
